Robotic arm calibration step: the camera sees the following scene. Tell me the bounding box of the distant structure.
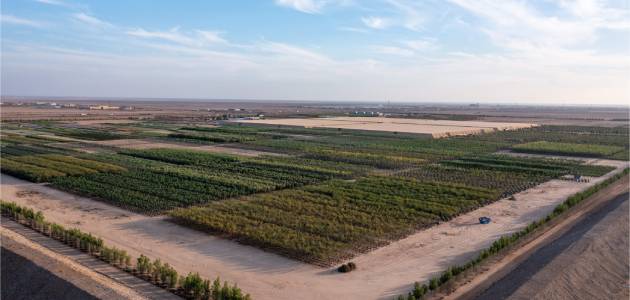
[89,105,120,110]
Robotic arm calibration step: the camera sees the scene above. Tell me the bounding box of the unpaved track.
[2,246,100,300]
[1,224,146,300]
[506,193,629,300]
[447,175,629,300]
[1,160,626,300]
[471,191,629,300]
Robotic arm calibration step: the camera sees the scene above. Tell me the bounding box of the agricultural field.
[0,120,628,265]
[238,117,537,138]
[511,141,625,158]
[49,149,353,213]
[170,177,499,265]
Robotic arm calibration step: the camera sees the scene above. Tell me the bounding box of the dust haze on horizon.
[2,0,629,106]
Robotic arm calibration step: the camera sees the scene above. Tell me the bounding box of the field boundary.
[0,202,251,300]
[1,219,177,300]
[437,173,630,300]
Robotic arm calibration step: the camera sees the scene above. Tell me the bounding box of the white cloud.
[126,28,197,46]
[448,0,630,51]
[274,0,324,14]
[260,41,332,65]
[383,0,425,31]
[35,0,68,7]
[126,28,233,48]
[403,39,437,51]
[1,14,44,27]
[373,45,414,57]
[73,13,113,28]
[195,30,227,44]
[338,26,369,33]
[362,16,389,29]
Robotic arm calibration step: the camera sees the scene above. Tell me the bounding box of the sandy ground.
[509,195,629,300]
[0,159,626,300]
[447,175,629,300]
[238,117,536,138]
[88,138,284,157]
[1,226,145,299]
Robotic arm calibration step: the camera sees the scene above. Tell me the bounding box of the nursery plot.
[170,177,499,266]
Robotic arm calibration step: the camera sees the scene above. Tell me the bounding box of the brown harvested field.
[1,158,625,300]
[238,117,537,138]
[88,138,284,157]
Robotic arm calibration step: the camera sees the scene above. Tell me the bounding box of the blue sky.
[1,0,629,105]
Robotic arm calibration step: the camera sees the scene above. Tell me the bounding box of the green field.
[0,121,626,264]
[170,177,498,265]
[512,141,625,157]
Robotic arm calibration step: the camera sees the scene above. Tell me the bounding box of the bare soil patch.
[1,226,145,299]
[239,117,536,138]
[508,194,629,300]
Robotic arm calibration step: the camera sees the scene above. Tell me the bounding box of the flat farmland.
[1,119,628,299]
[238,117,537,138]
[1,159,626,300]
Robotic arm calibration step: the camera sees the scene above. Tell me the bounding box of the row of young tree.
[0,201,251,300]
[171,176,498,266]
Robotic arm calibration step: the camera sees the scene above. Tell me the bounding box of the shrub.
[337,262,357,273]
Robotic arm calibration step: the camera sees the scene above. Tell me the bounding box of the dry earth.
[1,226,145,299]
[508,195,629,300]
[238,117,536,138]
[0,159,626,300]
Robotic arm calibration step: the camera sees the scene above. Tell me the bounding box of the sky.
[1,0,629,105]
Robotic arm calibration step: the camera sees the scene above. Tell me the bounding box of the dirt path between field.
[1,224,147,299]
[503,193,628,300]
[444,174,629,300]
[1,160,626,300]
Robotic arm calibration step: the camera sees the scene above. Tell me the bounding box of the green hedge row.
[1,201,251,300]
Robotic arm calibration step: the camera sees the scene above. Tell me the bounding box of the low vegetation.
[38,127,128,140]
[52,149,350,213]
[1,144,124,182]
[1,201,251,300]
[170,177,498,265]
[337,262,357,273]
[0,122,626,266]
[512,141,624,157]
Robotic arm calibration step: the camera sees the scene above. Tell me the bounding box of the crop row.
[477,125,629,149]
[1,201,251,300]
[0,153,124,182]
[168,132,257,143]
[170,177,499,265]
[39,127,128,140]
[398,164,549,198]
[511,141,624,157]
[440,154,615,177]
[49,149,355,213]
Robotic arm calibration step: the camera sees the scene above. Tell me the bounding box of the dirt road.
[1,225,146,300]
[474,192,629,300]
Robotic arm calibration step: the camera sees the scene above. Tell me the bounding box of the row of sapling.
[1,201,251,300]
